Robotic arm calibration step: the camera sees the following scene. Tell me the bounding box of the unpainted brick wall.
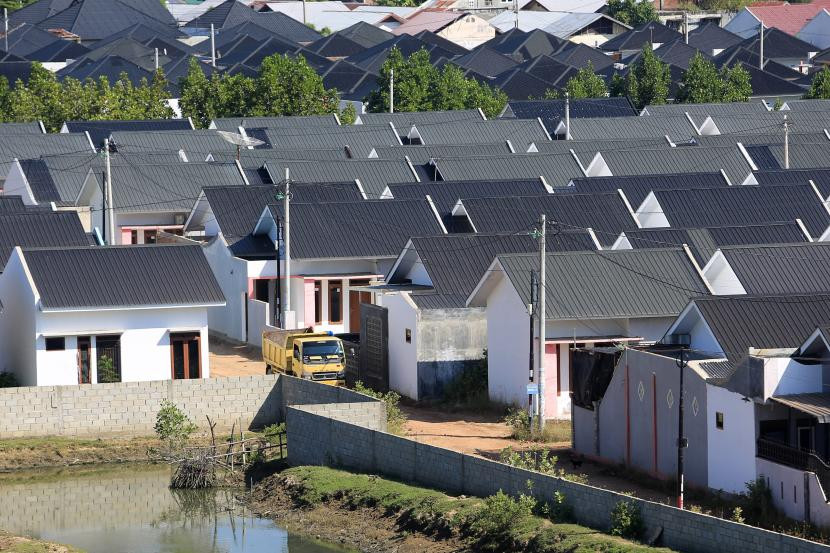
[285,405,830,553]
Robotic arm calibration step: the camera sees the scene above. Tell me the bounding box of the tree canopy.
[611,45,671,110]
[365,47,507,118]
[179,55,340,128]
[805,66,830,100]
[564,61,608,99]
[606,0,658,26]
[677,53,752,103]
[0,63,173,132]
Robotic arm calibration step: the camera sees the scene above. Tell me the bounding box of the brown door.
[77,337,91,384]
[171,332,201,379]
[349,281,371,333]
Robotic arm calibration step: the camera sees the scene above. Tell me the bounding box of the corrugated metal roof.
[497,248,710,320]
[429,153,584,188]
[0,122,42,134]
[720,243,830,295]
[357,109,484,127]
[772,393,830,422]
[696,359,736,383]
[783,99,830,112]
[597,146,754,186]
[269,199,444,259]
[408,119,550,146]
[705,111,830,136]
[569,172,728,207]
[641,101,769,117]
[459,192,637,247]
[262,158,415,199]
[652,185,830,238]
[693,294,830,360]
[0,133,94,178]
[0,211,89,268]
[18,155,99,205]
[505,98,636,132]
[22,244,225,310]
[388,179,548,218]
[212,147,349,168]
[262,124,399,158]
[623,223,808,266]
[564,115,699,141]
[753,168,830,199]
[211,114,341,131]
[370,142,513,162]
[64,119,193,148]
[111,130,234,161]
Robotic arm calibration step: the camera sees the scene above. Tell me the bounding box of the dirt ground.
[0,531,81,552]
[209,336,265,377]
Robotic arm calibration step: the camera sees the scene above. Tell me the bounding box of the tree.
[564,61,608,99]
[606,0,658,26]
[805,66,830,99]
[0,0,37,11]
[339,102,357,125]
[621,45,671,110]
[178,58,216,128]
[255,54,339,116]
[677,54,751,103]
[365,47,506,118]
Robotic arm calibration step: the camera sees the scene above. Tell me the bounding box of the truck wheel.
[266,364,273,375]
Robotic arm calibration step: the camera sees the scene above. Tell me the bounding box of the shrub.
[504,407,532,440]
[499,446,588,484]
[731,506,745,524]
[539,490,573,523]
[742,477,774,523]
[354,381,407,435]
[262,422,285,440]
[503,408,572,443]
[462,490,536,551]
[610,499,643,539]
[154,400,197,451]
[0,371,18,388]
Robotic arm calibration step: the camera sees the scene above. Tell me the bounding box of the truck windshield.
[303,341,343,357]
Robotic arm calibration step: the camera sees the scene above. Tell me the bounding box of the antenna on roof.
[217,131,265,161]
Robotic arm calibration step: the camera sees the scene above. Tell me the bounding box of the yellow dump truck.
[262,327,345,385]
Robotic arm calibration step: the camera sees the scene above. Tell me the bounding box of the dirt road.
[209,336,264,377]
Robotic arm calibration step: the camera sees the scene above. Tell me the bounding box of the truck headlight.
[302,374,313,380]
[336,370,345,379]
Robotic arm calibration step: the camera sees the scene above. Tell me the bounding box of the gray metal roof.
[458,192,636,247]
[408,119,550,146]
[210,114,341,131]
[262,158,415,199]
[704,111,830,136]
[0,133,94,178]
[211,147,350,168]
[22,244,225,310]
[356,109,484,126]
[696,359,736,384]
[17,155,99,205]
[562,115,699,141]
[110,130,235,161]
[369,142,513,162]
[0,122,43,134]
[86,162,245,213]
[753,168,830,199]
[595,145,754,186]
[262,124,400,158]
[782,99,830,112]
[268,199,443,259]
[692,294,830,361]
[0,211,89,268]
[719,243,830,295]
[64,119,193,147]
[429,153,584,188]
[496,248,709,320]
[772,393,830,423]
[641,102,769,117]
[651,185,830,239]
[528,137,671,155]
[388,179,548,218]
[569,172,728,207]
[622,223,808,266]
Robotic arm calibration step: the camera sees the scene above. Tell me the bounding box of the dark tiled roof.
[452,47,518,77]
[753,168,830,198]
[600,21,680,52]
[186,0,320,43]
[37,0,177,42]
[692,294,830,360]
[651,185,830,238]
[269,199,444,259]
[621,223,808,266]
[503,98,635,134]
[719,243,830,295]
[496,248,709,319]
[64,119,193,147]
[22,244,225,310]
[0,211,89,267]
[687,22,744,54]
[568,172,728,208]
[335,21,395,48]
[491,68,557,101]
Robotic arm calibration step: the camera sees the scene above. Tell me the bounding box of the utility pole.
[278,168,291,326]
[528,271,537,420]
[676,348,688,509]
[784,114,789,169]
[210,23,216,68]
[389,68,394,114]
[537,214,546,432]
[302,0,307,25]
[154,47,159,71]
[759,22,764,70]
[3,9,8,54]
[564,92,571,140]
[514,0,519,30]
[683,11,689,45]
[103,138,115,245]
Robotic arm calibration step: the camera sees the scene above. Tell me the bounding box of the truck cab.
[263,328,345,386]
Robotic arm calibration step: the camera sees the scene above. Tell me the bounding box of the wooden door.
[77,337,91,384]
[349,280,371,333]
[171,332,201,379]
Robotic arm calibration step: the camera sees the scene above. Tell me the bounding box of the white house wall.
[202,238,249,342]
[35,306,210,384]
[3,161,37,205]
[702,255,747,296]
[706,383,756,493]
[755,458,830,526]
[0,251,37,385]
[386,292,419,400]
[486,274,531,408]
[764,357,823,397]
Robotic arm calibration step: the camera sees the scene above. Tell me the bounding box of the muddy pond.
[0,463,352,553]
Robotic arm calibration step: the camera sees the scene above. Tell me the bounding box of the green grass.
[280,466,672,552]
[0,531,84,552]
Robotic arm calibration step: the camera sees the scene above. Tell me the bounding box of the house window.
[96,335,121,383]
[405,328,412,343]
[130,230,138,244]
[171,332,201,380]
[715,412,724,430]
[144,229,157,244]
[314,280,322,324]
[328,280,342,323]
[45,337,65,351]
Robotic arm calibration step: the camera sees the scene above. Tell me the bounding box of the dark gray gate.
[359,303,389,391]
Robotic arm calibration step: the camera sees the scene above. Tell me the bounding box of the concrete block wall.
[285,403,830,553]
[0,375,283,437]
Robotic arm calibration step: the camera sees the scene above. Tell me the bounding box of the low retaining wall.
[0,374,375,438]
[286,403,830,553]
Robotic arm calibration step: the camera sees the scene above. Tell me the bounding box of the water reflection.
[0,464,349,553]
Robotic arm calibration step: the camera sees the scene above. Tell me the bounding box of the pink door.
[303,280,315,328]
[544,344,559,417]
